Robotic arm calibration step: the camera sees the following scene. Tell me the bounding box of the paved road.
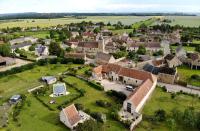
[158,82,200,96]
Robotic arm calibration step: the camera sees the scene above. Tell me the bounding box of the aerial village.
[0,18,200,131]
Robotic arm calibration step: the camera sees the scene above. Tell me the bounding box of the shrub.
[49,58,58,64]
[75,103,84,110]
[96,100,111,107]
[171,93,176,99]
[191,74,200,80]
[88,81,104,91]
[154,109,166,122]
[106,90,127,103]
[91,112,106,123]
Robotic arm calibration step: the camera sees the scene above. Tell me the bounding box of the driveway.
[100,79,132,96]
[0,58,32,72]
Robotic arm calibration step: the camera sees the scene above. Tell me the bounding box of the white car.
[126,85,134,91]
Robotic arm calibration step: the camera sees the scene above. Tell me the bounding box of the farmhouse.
[60,104,91,129]
[164,54,182,68]
[92,64,157,129]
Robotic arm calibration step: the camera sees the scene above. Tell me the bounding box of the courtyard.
[100,79,132,96]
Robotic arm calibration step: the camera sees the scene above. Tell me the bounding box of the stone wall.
[158,73,176,84]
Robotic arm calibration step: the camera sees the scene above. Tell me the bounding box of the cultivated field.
[0,16,151,28]
[166,16,200,27]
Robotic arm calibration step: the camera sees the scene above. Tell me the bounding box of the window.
[127,103,132,113]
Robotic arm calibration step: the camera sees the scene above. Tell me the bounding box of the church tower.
[98,35,105,53]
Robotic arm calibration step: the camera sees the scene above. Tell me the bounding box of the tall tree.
[49,42,63,57]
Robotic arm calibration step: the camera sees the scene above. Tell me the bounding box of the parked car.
[126,85,134,91]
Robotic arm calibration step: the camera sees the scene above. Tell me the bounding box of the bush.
[96,100,111,107]
[75,103,84,110]
[49,58,58,64]
[191,74,200,80]
[154,109,166,122]
[171,93,176,99]
[91,112,106,123]
[88,81,104,91]
[106,90,127,103]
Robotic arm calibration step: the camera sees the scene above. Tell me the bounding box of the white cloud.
[0,0,199,13]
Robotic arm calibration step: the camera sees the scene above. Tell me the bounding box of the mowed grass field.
[137,87,200,131]
[165,16,200,27]
[178,65,200,87]
[0,16,151,28]
[0,64,79,104]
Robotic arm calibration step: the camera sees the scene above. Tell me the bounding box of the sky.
[0,0,200,14]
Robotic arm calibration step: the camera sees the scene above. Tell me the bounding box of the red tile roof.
[118,67,155,82]
[93,63,156,83]
[78,42,98,48]
[128,79,153,108]
[63,104,81,126]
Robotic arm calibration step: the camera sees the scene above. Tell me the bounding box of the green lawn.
[193,40,200,44]
[0,64,79,104]
[136,87,200,131]
[7,94,68,131]
[171,46,196,52]
[0,16,151,28]
[0,64,127,131]
[178,65,200,87]
[64,76,128,131]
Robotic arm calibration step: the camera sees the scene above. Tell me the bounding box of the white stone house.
[35,45,49,56]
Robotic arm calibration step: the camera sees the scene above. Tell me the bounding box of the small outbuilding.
[42,76,57,85]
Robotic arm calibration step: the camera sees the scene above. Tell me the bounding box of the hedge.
[88,81,104,91]
[0,57,85,78]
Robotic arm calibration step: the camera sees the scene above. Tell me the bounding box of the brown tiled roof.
[152,59,165,66]
[93,65,103,75]
[130,42,145,48]
[96,52,113,62]
[82,32,95,37]
[78,42,98,48]
[102,64,121,74]
[128,79,153,108]
[147,42,161,48]
[63,104,81,126]
[118,67,155,82]
[93,63,156,83]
